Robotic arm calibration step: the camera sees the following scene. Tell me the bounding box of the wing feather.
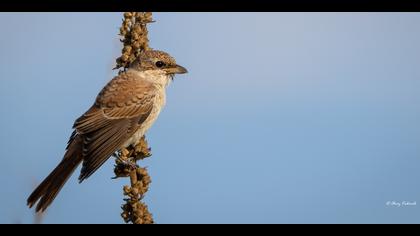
[72,72,157,181]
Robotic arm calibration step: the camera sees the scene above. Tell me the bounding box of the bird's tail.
[27,133,83,212]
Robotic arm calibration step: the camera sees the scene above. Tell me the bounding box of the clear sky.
[1,13,420,224]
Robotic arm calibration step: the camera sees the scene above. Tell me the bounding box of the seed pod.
[135,218,143,224]
[133,24,142,33]
[123,185,131,194]
[119,28,127,36]
[132,41,141,49]
[135,181,144,189]
[131,32,139,40]
[123,18,131,26]
[120,54,129,62]
[122,45,132,53]
[128,55,136,63]
[131,188,139,196]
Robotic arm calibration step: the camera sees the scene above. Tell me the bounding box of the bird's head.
[130,50,188,76]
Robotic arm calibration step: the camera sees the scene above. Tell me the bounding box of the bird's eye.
[155,61,165,68]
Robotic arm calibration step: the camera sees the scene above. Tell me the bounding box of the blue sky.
[1,13,420,223]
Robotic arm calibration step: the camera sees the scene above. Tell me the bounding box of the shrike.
[27,50,187,212]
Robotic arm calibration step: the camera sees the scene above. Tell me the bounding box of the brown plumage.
[27,50,187,212]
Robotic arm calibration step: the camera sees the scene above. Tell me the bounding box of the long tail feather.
[27,133,83,212]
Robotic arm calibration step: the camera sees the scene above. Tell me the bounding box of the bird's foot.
[116,156,138,170]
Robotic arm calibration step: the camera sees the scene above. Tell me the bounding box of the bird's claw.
[116,156,137,170]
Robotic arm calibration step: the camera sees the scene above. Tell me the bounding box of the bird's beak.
[165,64,188,74]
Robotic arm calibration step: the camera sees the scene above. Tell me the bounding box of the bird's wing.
[73,72,156,181]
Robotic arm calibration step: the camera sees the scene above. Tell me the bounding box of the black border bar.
[1,0,420,12]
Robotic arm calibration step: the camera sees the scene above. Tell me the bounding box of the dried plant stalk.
[113,12,154,224]
[114,12,153,70]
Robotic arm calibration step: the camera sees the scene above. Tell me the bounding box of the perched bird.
[27,50,187,212]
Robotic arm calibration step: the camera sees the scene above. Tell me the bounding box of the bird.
[27,50,187,212]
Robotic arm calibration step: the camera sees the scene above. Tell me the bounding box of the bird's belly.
[124,116,156,147]
[121,93,165,148]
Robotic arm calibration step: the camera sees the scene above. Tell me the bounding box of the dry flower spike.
[113,12,155,224]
